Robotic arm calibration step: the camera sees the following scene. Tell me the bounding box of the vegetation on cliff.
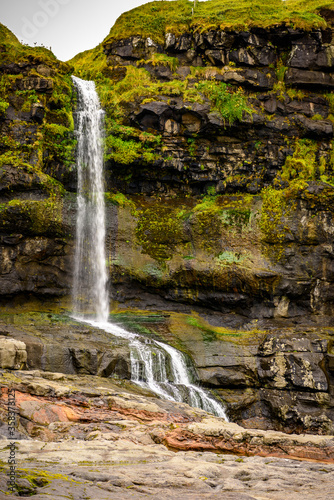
[0,23,76,171]
[0,23,75,236]
[105,0,334,44]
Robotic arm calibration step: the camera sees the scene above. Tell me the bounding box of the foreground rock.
[1,311,334,436]
[0,369,334,499]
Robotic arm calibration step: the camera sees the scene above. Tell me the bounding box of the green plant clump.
[280,139,319,182]
[136,206,184,261]
[197,81,253,126]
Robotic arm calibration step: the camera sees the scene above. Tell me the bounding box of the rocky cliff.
[74,1,334,322]
[0,23,75,299]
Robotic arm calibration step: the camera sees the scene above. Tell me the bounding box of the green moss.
[286,88,305,100]
[186,314,264,343]
[0,195,64,236]
[0,99,9,113]
[222,208,251,229]
[191,201,222,253]
[325,92,334,114]
[105,192,135,207]
[136,205,184,261]
[104,0,332,45]
[260,186,295,244]
[280,139,318,182]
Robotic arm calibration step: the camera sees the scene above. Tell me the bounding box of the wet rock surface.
[0,313,131,379]
[0,371,334,500]
[0,370,334,499]
[1,312,334,436]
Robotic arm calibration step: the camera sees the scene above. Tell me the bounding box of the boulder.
[0,337,27,369]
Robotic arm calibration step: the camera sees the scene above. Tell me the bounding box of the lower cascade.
[71,76,226,419]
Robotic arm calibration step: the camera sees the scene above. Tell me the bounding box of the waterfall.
[71,76,227,420]
[72,76,109,322]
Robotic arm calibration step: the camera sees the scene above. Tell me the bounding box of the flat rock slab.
[0,445,334,499]
[0,370,334,498]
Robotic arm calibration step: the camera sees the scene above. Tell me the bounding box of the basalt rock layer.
[102,25,334,196]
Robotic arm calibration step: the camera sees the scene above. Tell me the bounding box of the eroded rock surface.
[0,370,334,499]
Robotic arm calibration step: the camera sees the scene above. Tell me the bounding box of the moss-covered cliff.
[0,24,76,296]
[1,0,334,435]
[66,0,334,322]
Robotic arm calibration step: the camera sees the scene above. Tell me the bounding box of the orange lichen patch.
[107,404,195,423]
[0,389,80,425]
[19,400,80,425]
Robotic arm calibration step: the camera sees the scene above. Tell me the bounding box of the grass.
[197,81,253,126]
[0,23,76,171]
[138,53,179,71]
[104,0,333,45]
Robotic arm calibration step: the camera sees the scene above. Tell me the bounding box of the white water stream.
[72,76,227,419]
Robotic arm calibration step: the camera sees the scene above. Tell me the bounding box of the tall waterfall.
[72,76,227,419]
[72,76,109,322]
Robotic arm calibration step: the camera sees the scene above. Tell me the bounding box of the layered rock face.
[103,26,334,195]
[2,11,334,438]
[95,21,334,321]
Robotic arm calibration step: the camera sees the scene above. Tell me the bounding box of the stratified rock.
[285,68,334,88]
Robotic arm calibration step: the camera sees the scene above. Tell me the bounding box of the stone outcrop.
[1,370,334,499]
[0,337,26,369]
[0,315,131,379]
[1,311,334,436]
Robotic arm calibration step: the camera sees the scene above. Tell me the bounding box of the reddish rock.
[161,429,334,463]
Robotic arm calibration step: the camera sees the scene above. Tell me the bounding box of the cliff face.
[103,26,334,196]
[0,24,75,298]
[92,12,334,323]
[1,2,334,434]
[1,7,334,316]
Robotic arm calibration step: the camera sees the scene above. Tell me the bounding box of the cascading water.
[71,76,227,420]
[72,76,109,322]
